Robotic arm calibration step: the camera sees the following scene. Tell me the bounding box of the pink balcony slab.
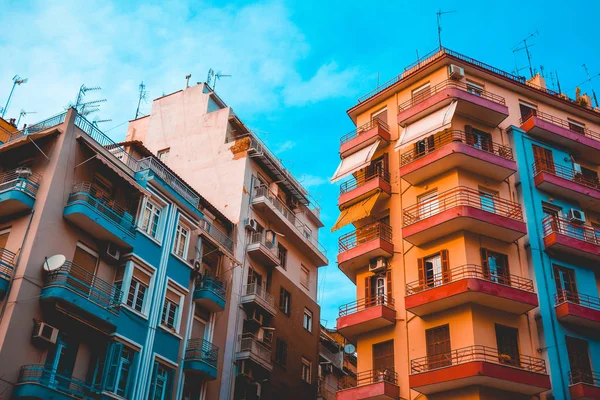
[340,120,391,158]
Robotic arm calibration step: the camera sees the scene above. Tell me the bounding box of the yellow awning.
[331,192,380,232]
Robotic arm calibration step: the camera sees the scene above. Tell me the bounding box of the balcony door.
[372,340,394,381]
[418,250,450,289]
[566,337,593,384]
[495,325,520,367]
[71,244,99,298]
[371,107,388,125]
[417,190,439,220]
[478,188,498,214]
[46,335,78,389]
[465,126,492,152]
[481,249,510,285]
[365,270,392,305]
[519,101,537,120]
[532,144,555,174]
[426,325,451,369]
[553,265,578,303]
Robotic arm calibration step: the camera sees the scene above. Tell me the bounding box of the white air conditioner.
[448,64,465,80]
[32,322,59,346]
[567,209,586,224]
[15,167,33,177]
[245,218,258,232]
[369,257,388,273]
[573,163,582,174]
[105,243,121,262]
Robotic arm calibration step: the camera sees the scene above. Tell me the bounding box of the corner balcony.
[198,217,234,254]
[337,368,399,400]
[235,333,273,372]
[569,370,600,399]
[409,345,551,395]
[405,264,538,317]
[397,80,509,127]
[520,111,600,162]
[533,161,600,209]
[399,130,516,185]
[542,217,600,261]
[240,283,277,317]
[251,186,327,266]
[246,232,280,268]
[193,275,227,312]
[555,290,600,330]
[339,119,391,158]
[12,364,97,400]
[402,187,526,246]
[63,182,136,248]
[338,222,393,283]
[0,168,42,218]
[0,247,16,297]
[336,296,396,343]
[40,260,122,328]
[339,168,391,208]
[183,338,219,381]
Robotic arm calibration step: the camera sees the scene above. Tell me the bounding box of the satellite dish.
[344,344,356,354]
[44,255,66,272]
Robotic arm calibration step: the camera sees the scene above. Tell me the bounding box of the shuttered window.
[417,250,450,289]
[426,325,451,369]
[532,144,555,173]
[372,340,394,370]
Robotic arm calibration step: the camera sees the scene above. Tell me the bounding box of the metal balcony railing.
[339,368,398,390]
[555,289,600,312]
[185,338,219,368]
[317,378,337,400]
[67,182,136,235]
[533,160,600,191]
[194,275,227,299]
[410,345,547,374]
[339,295,395,317]
[17,364,97,400]
[338,221,392,253]
[44,260,123,314]
[238,333,272,364]
[406,264,535,295]
[248,232,279,258]
[0,247,16,282]
[542,216,600,246]
[402,186,523,227]
[0,167,42,197]
[320,344,344,370]
[1,112,67,144]
[339,168,390,195]
[243,283,275,308]
[570,369,600,387]
[137,157,200,208]
[198,218,234,253]
[340,118,390,145]
[520,110,600,142]
[399,130,514,166]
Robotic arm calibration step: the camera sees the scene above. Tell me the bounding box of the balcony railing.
[17,364,97,400]
[339,168,390,195]
[520,110,600,142]
[320,344,343,370]
[398,79,506,113]
[238,333,272,364]
[0,247,16,281]
[339,295,395,317]
[406,264,535,295]
[340,119,390,145]
[248,232,279,257]
[199,218,234,252]
[195,275,227,299]
[410,345,547,374]
[1,112,67,144]
[137,157,200,208]
[185,338,219,368]
[542,216,600,245]
[0,167,42,197]
[338,221,392,253]
[555,290,600,311]
[570,369,600,387]
[66,182,136,235]
[243,283,275,308]
[339,368,398,390]
[318,378,337,400]
[403,186,523,227]
[533,160,600,191]
[399,130,514,166]
[44,260,123,314]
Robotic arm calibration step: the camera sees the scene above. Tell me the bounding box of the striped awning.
[331,192,380,232]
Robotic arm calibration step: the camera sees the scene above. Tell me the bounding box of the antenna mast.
[17,110,36,127]
[582,64,599,108]
[436,9,456,49]
[213,71,232,91]
[135,81,148,119]
[2,75,28,118]
[513,31,538,78]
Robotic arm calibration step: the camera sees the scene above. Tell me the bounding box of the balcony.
[409,345,551,395]
[397,80,509,127]
[405,264,538,317]
[337,296,396,343]
[338,222,393,283]
[40,260,122,328]
[0,168,42,218]
[555,290,600,330]
[542,216,600,261]
[339,169,391,208]
[198,217,234,254]
[520,111,600,162]
[251,186,327,266]
[402,187,526,246]
[246,232,280,268]
[12,364,97,400]
[183,338,219,380]
[320,343,344,372]
[337,368,399,400]
[193,275,227,312]
[399,130,516,185]
[569,370,600,399]
[240,283,277,316]
[63,182,136,248]
[533,161,600,209]
[340,119,391,158]
[0,247,16,297]
[318,378,337,400]
[235,333,273,372]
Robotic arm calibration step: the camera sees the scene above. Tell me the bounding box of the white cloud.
[274,140,296,153]
[300,174,328,188]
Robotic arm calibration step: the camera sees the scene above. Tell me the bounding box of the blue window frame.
[149,361,173,400]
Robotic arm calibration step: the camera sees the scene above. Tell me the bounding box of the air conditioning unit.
[567,209,586,224]
[32,321,59,346]
[573,163,582,174]
[248,309,264,326]
[15,167,33,177]
[448,64,465,80]
[245,218,258,232]
[369,257,388,273]
[105,243,121,262]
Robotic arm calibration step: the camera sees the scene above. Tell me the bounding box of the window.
[161,285,183,332]
[157,148,170,164]
[371,107,388,124]
[127,276,148,313]
[365,270,392,304]
[426,325,451,369]
[566,337,593,384]
[412,83,431,103]
[275,338,288,366]
[532,144,555,173]
[303,308,313,332]
[568,119,586,135]
[417,190,439,219]
[140,200,163,239]
[114,264,153,315]
[72,244,99,295]
[173,223,190,259]
[149,362,173,400]
[278,243,287,269]
[553,265,578,301]
[301,358,312,383]
[466,80,484,96]
[519,101,537,120]
[103,342,136,398]
[417,250,449,289]
[300,265,310,288]
[495,325,520,367]
[373,340,394,376]
[479,187,498,214]
[279,287,291,315]
[465,125,492,151]
[92,173,113,200]
[481,249,510,285]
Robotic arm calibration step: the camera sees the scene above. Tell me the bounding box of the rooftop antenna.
[512,31,538,78]
[556,71,562,94]
[213,71,232,91]
[79,99,106,114]
[16,109,37,127]
[582,64,599,108]
[2,75,28,118]
[135,81,148,119]
[75,85,102,111]
[207,69,215,87]
[92,118,112,127]
[436,9,456,49]
[185,74,192,88]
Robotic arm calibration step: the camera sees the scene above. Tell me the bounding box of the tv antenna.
[512,31,538,78]
[2,75,28,118]
[92,118,112,126]
[213,71,232,91]
[582,64,599,108]
[17,109,37,126]
[207,69,215,87]
[135,81,149,119]
[436,9,456,49]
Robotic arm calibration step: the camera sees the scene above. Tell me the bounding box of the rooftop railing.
[243,283,275,308]
[248,232,279,258]
[338,294,395,317]
[570,369,600,387]
[185,338,219,368]
[339,167,390,195]
[198,218,234,253]
[238,333,272,364]
[533,160,600,191]
[194,275,227,299]
[137,157,200,208]
[0,247,16,282]
[555,289,600,312]
[0,167,42,197]
[542,216,600,246]
[402,186,523,227]
[1,112,67,144]
[340,118,390,145]
[520,110,600,142]
[338,368,398,390]
[17,364,97,400]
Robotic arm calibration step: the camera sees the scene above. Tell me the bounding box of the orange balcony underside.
[338,239,394,283]
[400,141,517,185]
[339,178,391,208]
[336,381,400,400]
[555,302,600,330]
[409,361,551,395]
[534,172,600,209]
[405,278,538,317]
[402,206,527,246]
[397,87,509,127]
[543,233,600,262]
[340,124,390,158]
[336,305,396,343]
[570,382,600,399]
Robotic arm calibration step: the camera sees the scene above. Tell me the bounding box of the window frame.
[115,261,155,318]
[172,215,192,262]
[160,280,186,334]
[157,148,170,164]
[275,338,288,367]
[300,265,310,289]
[303,308,313,333]
[279,287,291,315]
[277,243,288,269]
[301,357,312,384]
[139,197,167,241]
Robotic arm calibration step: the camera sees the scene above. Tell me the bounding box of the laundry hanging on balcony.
[331,192,380,232]
[394,100,458,151]
[330,140,380,183]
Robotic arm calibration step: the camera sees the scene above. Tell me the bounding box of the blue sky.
[2,0,599,327]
